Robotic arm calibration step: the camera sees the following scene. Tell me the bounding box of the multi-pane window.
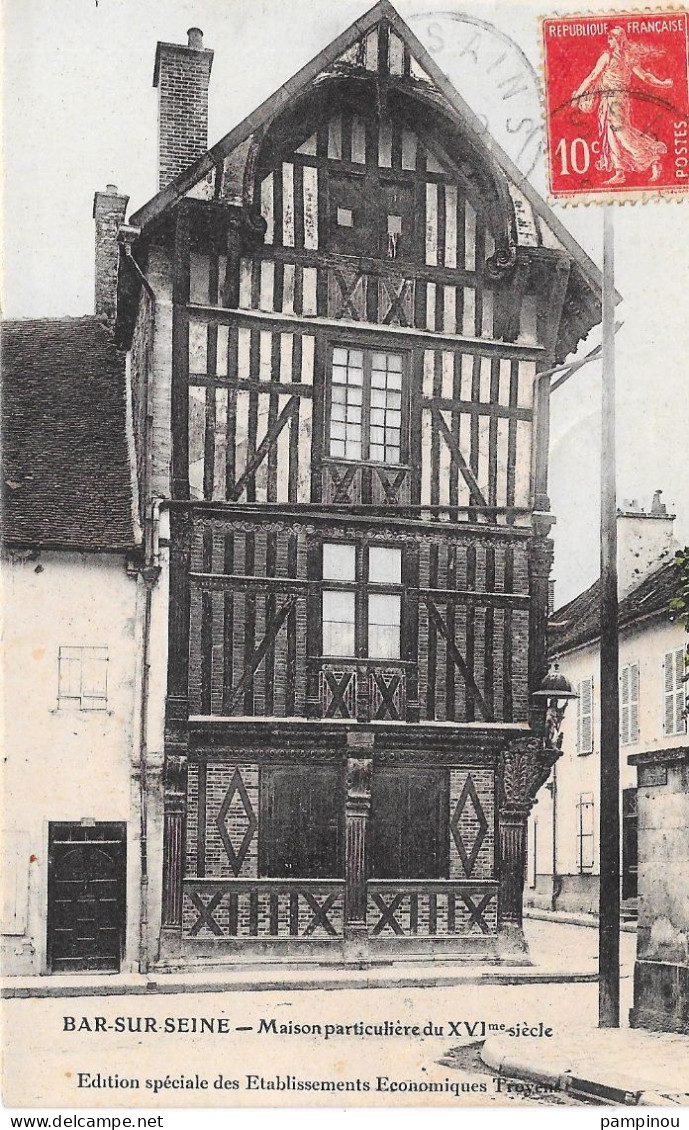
[577,677,594,754]
[576,792,595,873]
[321,543,402,659]
[663,647,687,736]
[58,646,108,710]
[620,662,640,745]
[328,348,404,465]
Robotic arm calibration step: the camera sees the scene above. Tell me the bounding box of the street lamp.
[532,663,578,749]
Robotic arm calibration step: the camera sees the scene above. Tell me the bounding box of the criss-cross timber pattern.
[183,883,345,937]
[323,463,361,504]
[369,669,406,720]
[367,885,497,936]
[322,463,411,506]
[320,667,357,718]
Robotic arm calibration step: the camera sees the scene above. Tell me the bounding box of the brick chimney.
[153,28,214,190]
[617,492,678,599]
[93,185,129,325]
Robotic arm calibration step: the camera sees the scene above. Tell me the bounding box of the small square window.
[337,207,354,227]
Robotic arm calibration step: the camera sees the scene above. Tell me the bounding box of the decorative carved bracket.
[499,736,561,817]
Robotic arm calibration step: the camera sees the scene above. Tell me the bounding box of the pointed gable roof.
[129,0,603,321]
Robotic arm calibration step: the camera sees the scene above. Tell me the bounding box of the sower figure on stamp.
[572,26,673,184]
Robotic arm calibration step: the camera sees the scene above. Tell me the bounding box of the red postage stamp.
[542,11,689,198]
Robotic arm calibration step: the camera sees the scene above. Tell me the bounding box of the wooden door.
[47,823,126,972]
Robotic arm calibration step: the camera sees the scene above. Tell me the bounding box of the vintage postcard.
[1,0,688,1114]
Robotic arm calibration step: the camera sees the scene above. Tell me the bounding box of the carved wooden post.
[161,748,188,928]
[498,737,560,954]
[344,756,372,954]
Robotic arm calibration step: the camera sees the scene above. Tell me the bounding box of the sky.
[2,0,687,604]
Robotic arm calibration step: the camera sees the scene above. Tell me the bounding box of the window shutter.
[664,649,685,736]
[630,662,640,742]
[620,665,630,745]
[664,652,675,735]
[578,677,593,754]
[674,648,686,735]
[620,663,639,745]
[1,831,29,934]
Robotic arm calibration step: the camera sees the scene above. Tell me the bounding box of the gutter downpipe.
[121,231,162,975]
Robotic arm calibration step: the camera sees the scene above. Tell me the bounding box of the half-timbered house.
[116,1,604,966]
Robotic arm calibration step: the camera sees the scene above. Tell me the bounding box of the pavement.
[1,917,613,999]
[1,958,599,999]
[524,906,638,932]
[482,1025,689,1106]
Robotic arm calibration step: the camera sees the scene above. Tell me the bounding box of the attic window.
[337,207,353,227]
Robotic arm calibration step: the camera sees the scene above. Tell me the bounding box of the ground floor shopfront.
[157,721,559,966]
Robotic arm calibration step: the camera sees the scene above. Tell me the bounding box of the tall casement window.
[328,348,404,465]
[620,662,640,745]
[577,677,594,754]
[321,543,402,659]
[259,764,344,878]
[576,792,595,873]
[58,646,109,710]
[663,647,687,736]
[370,767,449,880]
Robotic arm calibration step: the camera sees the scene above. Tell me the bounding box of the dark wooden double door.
[47,823,126,972]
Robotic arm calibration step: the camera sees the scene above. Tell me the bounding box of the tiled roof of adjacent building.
[1,316,138,551]
[549,561,681,656]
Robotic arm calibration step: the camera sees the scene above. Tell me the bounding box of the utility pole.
[599,204,620,1027]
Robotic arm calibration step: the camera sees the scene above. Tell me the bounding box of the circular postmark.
[407,9,544,177]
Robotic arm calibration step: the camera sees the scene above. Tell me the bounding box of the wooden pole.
[599,204,620,1027]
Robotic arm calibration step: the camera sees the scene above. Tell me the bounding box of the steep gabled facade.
[116,2,603,966]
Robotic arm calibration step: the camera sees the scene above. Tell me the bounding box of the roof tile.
[2,317,138,551]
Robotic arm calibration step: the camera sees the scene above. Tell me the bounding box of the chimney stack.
[153,28,214,190]
[93,185,129,325]
[617,492,678,599]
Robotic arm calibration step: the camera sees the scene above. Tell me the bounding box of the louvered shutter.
[620,665,630,745]
[620,663,639,745]
[664,649,686,736]
[629,662,640,742]
[578,677,594,754]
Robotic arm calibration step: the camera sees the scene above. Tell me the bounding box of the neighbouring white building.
[526,495,687,917]
[1,316,168,975]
